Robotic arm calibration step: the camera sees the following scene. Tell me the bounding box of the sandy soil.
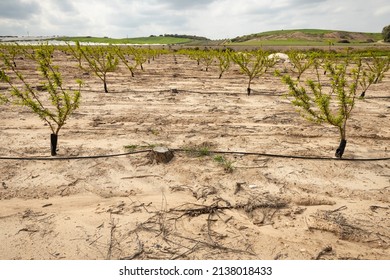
[0,50,389,260]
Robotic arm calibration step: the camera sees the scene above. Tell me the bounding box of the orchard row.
[0,43,389,157]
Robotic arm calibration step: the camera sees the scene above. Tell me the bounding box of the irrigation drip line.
[0,150,151,161]
[5,83,389,99]
[0,148,389,162]
[171,149,390,162]
[74,87,390,99]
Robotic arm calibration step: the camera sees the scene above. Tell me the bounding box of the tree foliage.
[382,24,390,42]
[0,90,8,104]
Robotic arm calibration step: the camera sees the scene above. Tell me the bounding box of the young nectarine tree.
[287,51,315,80]
[0,44,81,156]
[114,46,136,77]
[230,50,275,95]
[76,42,119,93]
[280,55,371,158]
[131,47,148,71]
[368,52,390,84]
[216,49,231,79]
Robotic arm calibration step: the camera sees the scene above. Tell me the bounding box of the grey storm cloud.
[53,0,76,14]
[291,0,328,4]
[157,0,217,9]
[0,0,389,38]
[0,0,41,20]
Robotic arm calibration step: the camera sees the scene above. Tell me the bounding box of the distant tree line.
[149,34,210,41]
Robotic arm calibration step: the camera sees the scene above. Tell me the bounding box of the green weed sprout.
[213,155,234,173]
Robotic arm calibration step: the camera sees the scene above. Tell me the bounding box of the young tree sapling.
[216,49,231,79]
[0,44,81,156]
[361,52,390,98]
[280,55,369,158]
[114,46,136,77]
[287,51,315,80]
[230,50,275,95]
[76,42,119,93]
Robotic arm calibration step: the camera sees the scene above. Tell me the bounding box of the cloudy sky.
[1,0,389,39]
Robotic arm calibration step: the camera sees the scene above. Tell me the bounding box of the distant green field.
[56,36,193,45]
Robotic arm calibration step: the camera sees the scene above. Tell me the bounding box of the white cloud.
[0,0,388,38]
[374,5,390,16]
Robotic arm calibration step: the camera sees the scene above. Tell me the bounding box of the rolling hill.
[228,29,383,46]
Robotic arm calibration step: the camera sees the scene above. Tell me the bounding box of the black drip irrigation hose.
[0,150,151,161]
[0,148,389,162]
[172,149,390,162]
[52,86,390,99]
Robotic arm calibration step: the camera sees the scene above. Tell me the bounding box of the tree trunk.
[104,81,108,93]
[335,124,347,158]
[50,133,58,156]
[148,146,174,164]
[247,79,252,95]
[335,139,347,158]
